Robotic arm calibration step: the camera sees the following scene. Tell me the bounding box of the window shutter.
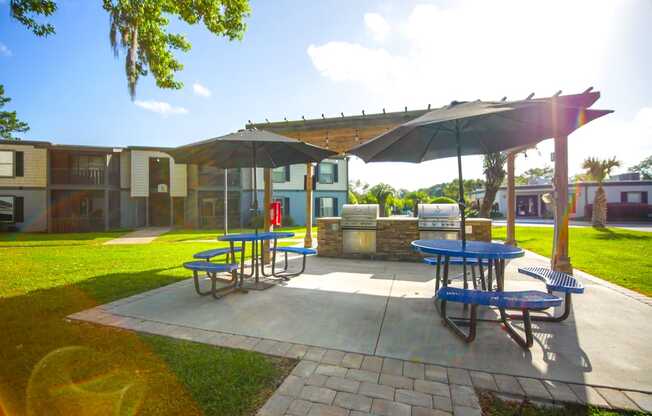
[15,197,24,223]
[285,166,291,182]
[284,197,290,216]
[15,152,24,177]
[333,198,338,216]
[333,163,339,183]
[621,192,627,203]
[315,198,320,217]
[642,192,648,204]
[315,164,321,184]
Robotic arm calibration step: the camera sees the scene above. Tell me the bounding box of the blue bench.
[424,256,491,291]
[183,261,239,299]
[517,266,584,322]
[272,246,317,279]
[437,286,562,349]
[193,247,242,262]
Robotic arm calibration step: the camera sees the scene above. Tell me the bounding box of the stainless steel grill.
[417,203,461,240]
[341,204,379,229]
[341,204,379,254]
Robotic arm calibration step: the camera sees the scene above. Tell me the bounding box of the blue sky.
[1,0,651,189]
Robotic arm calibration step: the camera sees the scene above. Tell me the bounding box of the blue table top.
[412,239,524,260]
[218,231,295,242]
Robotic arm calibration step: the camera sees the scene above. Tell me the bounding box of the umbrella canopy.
[168,129,337,232]
[349,99,612,163]
[349,98,613,247]
[169,129,336,168]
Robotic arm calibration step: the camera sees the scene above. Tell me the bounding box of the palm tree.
[369,183,396,217]
[480,152,506,217]
[582,156,621,227]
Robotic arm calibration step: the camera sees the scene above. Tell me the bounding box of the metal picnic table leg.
[478,261,487,291]
[241,237,275,290]
[434,254,442,294]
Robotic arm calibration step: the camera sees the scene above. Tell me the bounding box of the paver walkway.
[103,227,171,245]
[68,250,652,415]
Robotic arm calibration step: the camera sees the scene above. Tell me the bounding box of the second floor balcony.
[51,167,105,186]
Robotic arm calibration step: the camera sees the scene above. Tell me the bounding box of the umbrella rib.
[416,125,444,162]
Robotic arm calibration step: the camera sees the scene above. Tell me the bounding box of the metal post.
[224,168,228,235]
[305,163,314,248]
[506,152,517,245]
[455,124,466,247]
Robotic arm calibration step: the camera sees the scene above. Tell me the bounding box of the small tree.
[582,156,620,227]
[0,85,29,140]
[369,183,396,217]
[629,155,652,180]
[479,152,506,217]
[515,165,554,185]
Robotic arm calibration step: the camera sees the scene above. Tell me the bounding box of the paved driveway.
[97,251,652,394]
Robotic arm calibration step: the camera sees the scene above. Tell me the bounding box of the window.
[272,166,290,183]
[621,191,649,204]
[0,196,15,223]
[317,162,337,184]
[0,151,14,177]
[316,197,337,217]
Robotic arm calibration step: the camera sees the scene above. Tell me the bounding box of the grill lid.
[417,203,460,219]
[341,204,379,228]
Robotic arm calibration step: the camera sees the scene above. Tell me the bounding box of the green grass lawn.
[492,226,652,296]
[0,230,300,415]
[481,392,646,416]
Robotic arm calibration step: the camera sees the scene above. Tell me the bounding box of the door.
[149,194,170,226]
[516,195,539,217]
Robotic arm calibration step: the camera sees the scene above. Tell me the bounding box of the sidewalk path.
[103,227,171,245]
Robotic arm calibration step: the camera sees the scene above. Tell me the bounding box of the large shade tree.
[582,156,621,227]
[0,85,29,140]
[9,0,251,99]
[479,152,506,217]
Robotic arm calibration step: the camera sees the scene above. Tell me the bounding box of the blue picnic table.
[218,231,295,290]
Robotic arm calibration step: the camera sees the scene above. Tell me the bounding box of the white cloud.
[364,13,390,42]
[192,82,212,97]
[308,0,645,189]
[0,42,12,57]
[134,100,188,116]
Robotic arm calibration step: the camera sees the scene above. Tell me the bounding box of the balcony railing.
[51,168,105,186]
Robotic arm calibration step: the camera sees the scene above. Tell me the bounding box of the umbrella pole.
[252,143,259,234]
[455,126,466,248]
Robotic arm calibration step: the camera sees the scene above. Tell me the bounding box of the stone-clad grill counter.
[340,204,379,254]
[318,213,492,262]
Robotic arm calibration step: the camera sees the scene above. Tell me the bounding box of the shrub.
[430,196,456,204]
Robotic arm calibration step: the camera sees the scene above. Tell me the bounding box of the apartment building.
[0,140,347,232]
[470,176,652,221]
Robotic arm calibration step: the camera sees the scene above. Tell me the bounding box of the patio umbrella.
[349,99,612,245]
[170,129,337,231]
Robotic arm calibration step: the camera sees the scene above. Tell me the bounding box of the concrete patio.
[69,250,652,414]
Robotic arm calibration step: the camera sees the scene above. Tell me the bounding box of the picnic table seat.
[193,246,242,262]
[436,286,562,349]
[183,261,239,299]
[424,256,490,291]
[517,266,584,322]
[272,246,317,279]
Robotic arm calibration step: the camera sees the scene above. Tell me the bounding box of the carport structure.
[248,88,609,273]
